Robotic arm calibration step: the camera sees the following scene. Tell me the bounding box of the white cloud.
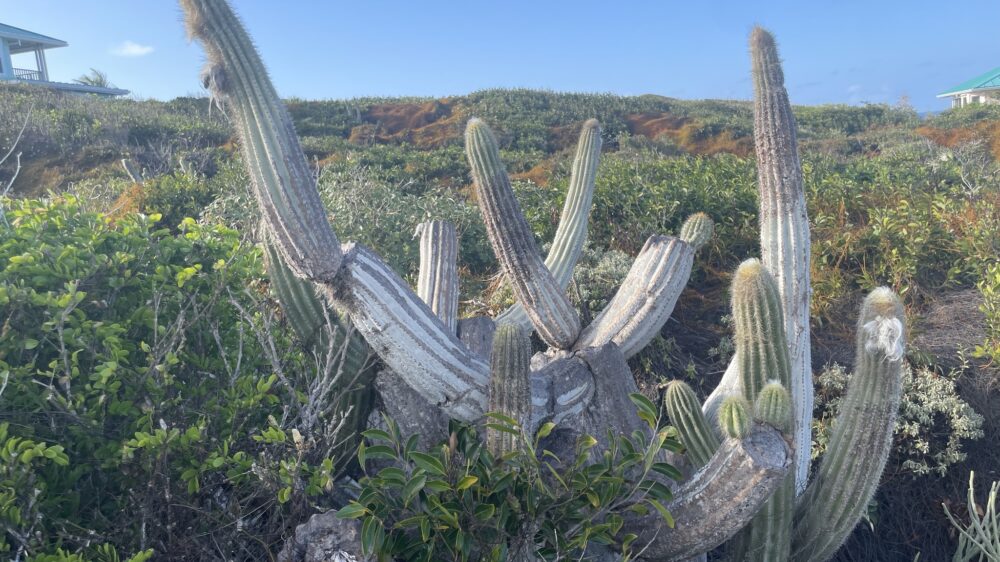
[110,40,154,58]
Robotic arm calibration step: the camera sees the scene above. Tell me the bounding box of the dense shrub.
[0,197,357,560]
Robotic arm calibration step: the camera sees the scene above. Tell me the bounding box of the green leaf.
[363,445,398,460]
[23,338,39,350]
[651,462,683,481]
[402,473,427,506]
[336,502,369,520]
[474,503,496,520]
[408,451,447,476]
[647,499,675,528]
[361,428,393,442]
[485,423,520,436]
[456,475,478,490]
[535,421,556,440]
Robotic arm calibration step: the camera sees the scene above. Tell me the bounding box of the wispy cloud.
[110,40,154,57]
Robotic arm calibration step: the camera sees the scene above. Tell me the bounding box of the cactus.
[486,324,531,457]
[415,220,459,334]
[791,288,905,562]
[718,396,752,440]
[679,212,714,250]
[180,4,901,560]
[755,381,792,433]
[497,119,602,332]
[664,380,720,468]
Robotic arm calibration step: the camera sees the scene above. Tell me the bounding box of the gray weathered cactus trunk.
[179,3,901,561]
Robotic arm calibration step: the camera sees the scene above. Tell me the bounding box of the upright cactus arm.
[791,288,904,562]
[751,26,813,493]
[415,220,459,334]
[574,234,694,358]
[497,119,602,331]
[486,324,531,457]
[465,119,582,350]
[626,425,792,561]
[182,0,492,422]
[704,27,813,495]
[664,381,720,469]
[181,0,341,281]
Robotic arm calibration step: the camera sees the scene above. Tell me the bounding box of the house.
[0,22,128,96]
[937,66,1000,108]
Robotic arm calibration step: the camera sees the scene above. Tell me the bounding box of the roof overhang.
[5,79,128,97]
[936,86,1000,98]
[0,23,68,53]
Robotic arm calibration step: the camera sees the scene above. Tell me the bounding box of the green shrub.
[340,397,682,561]
[0,197,356,560]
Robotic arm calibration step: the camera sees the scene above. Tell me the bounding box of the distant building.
[0,22,128,96]
[937,67,1000,108]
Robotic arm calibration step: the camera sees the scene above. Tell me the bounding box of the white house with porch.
[0,22,128,96]
[937,66,1000,108]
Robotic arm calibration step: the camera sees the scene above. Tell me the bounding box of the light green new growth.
[487,324,531,457]
[755,381,792,433]
[718,396,752,440]
[664,380,720,468]
[679,212,714,251]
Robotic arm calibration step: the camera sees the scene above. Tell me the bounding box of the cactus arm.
[664,381,721,469]
[626,426,792,562]
[465,119,582,350]
[750,26,813,494]
[791,288,904,562]
[181,0,341,281]
[497,119,602,330]
[678,212,715,251]
[486,324,532,457]
[332,244,489,422]
[574,235,694,358]
[414,220,460,334]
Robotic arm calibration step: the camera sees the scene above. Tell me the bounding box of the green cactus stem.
[679,212,715,251]
[498,119,601,332]
[755,381,792,433]
[465,119,581,350]
[792,288,905,562]
[731,259,792,399]
[664,380,720,468]
[718,396,752,440]
[487,324,531,457]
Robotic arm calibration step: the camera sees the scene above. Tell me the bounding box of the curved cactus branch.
[497,119,602,331]
[574,235,694,358]
[791,288,904,562]
[628,426,791,561]
[181,0,342,281]
[465,118,582,350]
[331,244,489,421]
[415,220,459,334]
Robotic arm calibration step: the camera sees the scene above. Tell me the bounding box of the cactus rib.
[664,381,720,468]
[487,324,532,457]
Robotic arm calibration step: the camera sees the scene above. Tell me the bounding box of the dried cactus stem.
[499,119,601,331]
[415,220,460,334]
[792,288,904,562]
[465,119,581,350]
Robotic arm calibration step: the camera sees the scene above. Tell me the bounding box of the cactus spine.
[415,220,460,334]
[755,381,792,433]
[665,380,720,468]
[466,119,581,350]
[679,212,715,250]
[498,119,601,332]
[791,288,905,562]
[487,324,531,457]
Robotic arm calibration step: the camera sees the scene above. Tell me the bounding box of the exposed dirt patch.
[912,288,985,369]
[10,148,120,196]
[916,121,1000,159]
[511,160,553,187]
[624,113,752,157]
[348,99,464,148]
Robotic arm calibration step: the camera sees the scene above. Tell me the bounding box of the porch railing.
[13,68,42,81]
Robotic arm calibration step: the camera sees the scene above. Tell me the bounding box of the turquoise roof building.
[937,67,1000,108]
[0,22,128,96]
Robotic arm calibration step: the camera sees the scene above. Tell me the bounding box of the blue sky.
[1,1,996,111]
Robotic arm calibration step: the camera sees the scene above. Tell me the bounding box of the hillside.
[1,83,1000,561]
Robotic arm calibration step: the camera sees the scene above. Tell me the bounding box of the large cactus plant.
[179,2,903,560]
